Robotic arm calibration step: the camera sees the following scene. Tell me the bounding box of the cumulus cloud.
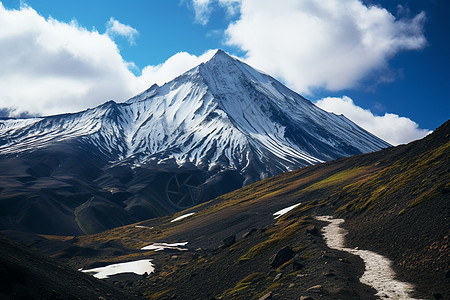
[315,96,431,145]
[218,0,241,16]
[191,0,241,25]
[224,0,426,94]
[137,50,216,87]
[106,17,138,45]
[0,3,213,117]
[0,3,135,116]
[192,0,212,25]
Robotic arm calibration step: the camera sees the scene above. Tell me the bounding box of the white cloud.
[106,17,138,45]
[315,96,431,145]
[224,0,426,94]
[0,3,213,117]
[137,50,216,88]
[192,0,212,25]
[218,0,241,16]
[0,3,135,116]
[191,0,241,25]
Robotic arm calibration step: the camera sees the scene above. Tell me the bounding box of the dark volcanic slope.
[0,233,142,300]
[0,141,226,235]
[50,120,449,299]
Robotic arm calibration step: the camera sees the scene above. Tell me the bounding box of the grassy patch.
[156,265,179,278]
[239,217,308,262]
[303,167,369,192]
[256,283,282,299]
[143,288,174,299]
[229,240,244,251]
[89,252,153,263]
[301,251,315,259]
[333,141,449,214]
[408,184,443,208]
[218,273,261,299]
[292,242,306,252]
[74,222,159,249]
[256,271,301,298]
[276,258,294,272]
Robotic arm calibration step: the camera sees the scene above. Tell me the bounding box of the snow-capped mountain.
[0,50,390,235]
[0,50,388,179]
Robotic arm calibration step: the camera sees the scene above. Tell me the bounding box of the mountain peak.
[213,49,232,58]
[205,49,237,65]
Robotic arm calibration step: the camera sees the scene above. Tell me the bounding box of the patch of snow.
[135,225,153,229]
[315,216,417,299]
[273,203,301,219]
[141,242,188,252]
[81,259,154,279]
[171,212,195,222]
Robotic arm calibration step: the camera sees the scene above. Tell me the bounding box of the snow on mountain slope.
[0,50,390,183]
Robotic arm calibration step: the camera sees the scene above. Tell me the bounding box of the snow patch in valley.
[135,225,153,229]
[171,212,195,222]
[141,242,188,251]
[80,259,154,279]
[316,216,417,299]
[273,203,301,219]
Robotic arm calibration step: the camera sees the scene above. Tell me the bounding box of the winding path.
[316,216,417,300]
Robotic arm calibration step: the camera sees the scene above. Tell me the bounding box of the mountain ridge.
[0,50,391,235]
[0,50,389,170]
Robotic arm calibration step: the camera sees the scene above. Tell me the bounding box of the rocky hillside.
[5,120,448,299]
[0,233,141,299]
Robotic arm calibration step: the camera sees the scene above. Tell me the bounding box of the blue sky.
[0,0,448,145]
